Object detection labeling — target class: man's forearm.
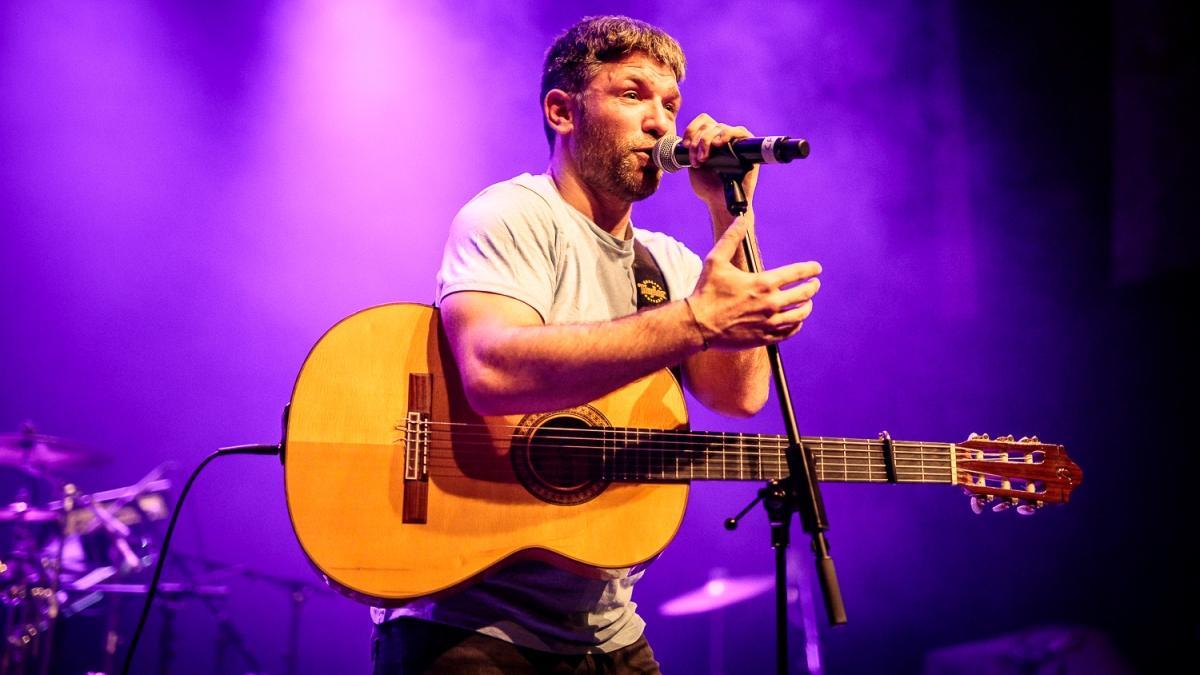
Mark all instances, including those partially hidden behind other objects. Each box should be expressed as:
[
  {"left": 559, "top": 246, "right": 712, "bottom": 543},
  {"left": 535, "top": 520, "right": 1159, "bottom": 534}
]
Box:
[
  {"left": 683, "top": 345, "right": 770, "bottom": 418},
  {"left": 456, "top": 299, "right": 704, "bottom": 415},
  {"left": 683, "top": 207, "right": 772, "bottom": 416}
]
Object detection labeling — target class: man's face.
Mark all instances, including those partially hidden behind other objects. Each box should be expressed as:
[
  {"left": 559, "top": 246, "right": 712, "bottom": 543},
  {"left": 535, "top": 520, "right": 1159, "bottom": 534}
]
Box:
[{"left": 569, "top": 52, "right": 681, "bottom": 203}]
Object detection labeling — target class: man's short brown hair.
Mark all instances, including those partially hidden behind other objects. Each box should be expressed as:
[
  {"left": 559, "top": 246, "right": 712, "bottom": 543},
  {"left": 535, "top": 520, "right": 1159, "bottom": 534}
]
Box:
[{"left": 540, "top": 15, "right": 686, "bottom": 146}]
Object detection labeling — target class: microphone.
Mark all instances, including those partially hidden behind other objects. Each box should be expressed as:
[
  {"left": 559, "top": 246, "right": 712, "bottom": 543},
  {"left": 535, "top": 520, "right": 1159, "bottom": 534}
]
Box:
[{"left": 652, "top": 134, "right": 810, "bottom": 173}]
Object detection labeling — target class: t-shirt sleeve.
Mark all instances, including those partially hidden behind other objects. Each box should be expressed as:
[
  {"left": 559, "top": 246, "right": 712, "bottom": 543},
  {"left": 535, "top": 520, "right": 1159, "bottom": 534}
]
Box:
[{"left": 436, "top": 186, "right": 557, "bottom": 322}]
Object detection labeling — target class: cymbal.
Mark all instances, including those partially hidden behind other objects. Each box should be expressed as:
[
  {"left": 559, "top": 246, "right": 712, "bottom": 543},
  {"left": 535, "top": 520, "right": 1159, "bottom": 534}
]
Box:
[
  {"left": 0, "top": 502, "right": 60, "bottom": 523},
  {"left": 0, "top": 432, "right": 109, "bottom": 471},
  {"left": 659, "top": 574, "right": 775, "bottom": 616}
]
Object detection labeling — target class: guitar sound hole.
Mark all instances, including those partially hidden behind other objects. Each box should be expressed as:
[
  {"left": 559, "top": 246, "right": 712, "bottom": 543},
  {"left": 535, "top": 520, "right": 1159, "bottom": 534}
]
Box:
[
  {"left": 514, "top": 416, "right": 609, "bottom": 505},
  {"left": 528, "top": 418, "right": 601, "bottom": 489}
]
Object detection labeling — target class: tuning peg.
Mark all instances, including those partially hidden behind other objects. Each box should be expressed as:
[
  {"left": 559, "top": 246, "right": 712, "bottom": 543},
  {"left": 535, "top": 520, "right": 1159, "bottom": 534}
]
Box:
[
  {"left": 991, "top": 500, "right": 1011, "bottom": 513},
  {"left": 969, "top": 496, "right": 986, "bottom": 515},
  {"left": 1030, "top": 436, "right": 1039, "bottom": 443},
  {"left": 1016, "top": 504, "right": 1037, "bottom": 516},
  {"left": 998, "top": 434, "right": 1015, "bottom": 442},
  {"left": 968, "top": 432, "right": 979, "bottom": 440}
]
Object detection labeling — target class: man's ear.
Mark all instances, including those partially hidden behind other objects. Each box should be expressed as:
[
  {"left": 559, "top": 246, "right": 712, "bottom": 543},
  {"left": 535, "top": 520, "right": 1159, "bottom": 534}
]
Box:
[{"left": 544, "top": 89, "right": 575, "bottom": 137}]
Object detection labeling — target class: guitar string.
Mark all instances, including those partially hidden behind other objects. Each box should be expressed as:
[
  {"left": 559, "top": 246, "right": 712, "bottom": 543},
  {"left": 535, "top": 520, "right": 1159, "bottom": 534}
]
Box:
[
  {"left": 342, "top": 433, "right": 1014, "bottom": 466},
  {"left": 400, "top": 419, "right": 983, "bottom": 449},
  {"left": 391, "top": 421, "right": 1036, "bottom": 460},
  {"left": 380, "top": 434, "right": 1012, "bottom": 464},
  {"left": 405, "top": 447, "right": 957, "bottom": 465},
  {"left": 411, "top": 447, "right": 1023, "bottom": 482},
  {"left": 411, "top": 443, "right": 1023, "bottom": 483},
  {"left": 376, "top": 437, "right": 968, "bottom": 464},
  {"left": 399, "top": 448, "right": 1009, "bottom": 481},
  {"left": 388, "top": 437, "right": 961, "bottom": 461},
  {"left": 412, "top": 470, "right": 1034, "bottom": 496},
  {"left": 384, "top": 424, "right": 971, "bottom": 456},
  {"left": 407, "top": 419, "right": 1039, "bottom": 452},
  {"left": 415, "top": 464, "right": 1027, "bottom": 488}
]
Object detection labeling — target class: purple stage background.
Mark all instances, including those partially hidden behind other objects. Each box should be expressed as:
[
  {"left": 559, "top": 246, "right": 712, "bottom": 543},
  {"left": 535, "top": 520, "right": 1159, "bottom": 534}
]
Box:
[{"left": 2, "top": 1, "right": 1194, "bottom": 673}]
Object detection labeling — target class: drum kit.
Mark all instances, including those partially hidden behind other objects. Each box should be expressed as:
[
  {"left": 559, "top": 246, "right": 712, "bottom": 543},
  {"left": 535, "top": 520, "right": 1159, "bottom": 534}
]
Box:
[{"left": 0, "top": 423, "right": 178, "bottom": 674}]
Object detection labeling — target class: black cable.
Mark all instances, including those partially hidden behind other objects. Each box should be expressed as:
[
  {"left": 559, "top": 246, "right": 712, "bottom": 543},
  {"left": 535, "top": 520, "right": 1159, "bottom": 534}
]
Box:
[{"left": 121, "top": 444, "right": 280, "bottom": 675}]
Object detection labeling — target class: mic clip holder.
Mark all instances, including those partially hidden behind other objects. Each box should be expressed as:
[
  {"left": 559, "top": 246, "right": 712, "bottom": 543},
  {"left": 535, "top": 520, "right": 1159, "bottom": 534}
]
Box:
[{"left": 718, "top": 167, "right": 752, "bottom": 217}]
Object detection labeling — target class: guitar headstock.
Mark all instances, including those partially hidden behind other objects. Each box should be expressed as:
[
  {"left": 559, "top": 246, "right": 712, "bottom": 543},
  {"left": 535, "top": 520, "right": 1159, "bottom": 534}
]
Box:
[{"left": 955, "top": 434, "right": 1081, "bottom": 515}]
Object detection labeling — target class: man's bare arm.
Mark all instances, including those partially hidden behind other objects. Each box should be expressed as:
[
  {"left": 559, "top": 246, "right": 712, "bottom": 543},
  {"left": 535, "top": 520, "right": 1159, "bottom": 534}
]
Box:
[
  {"left": 440, "top": 291, "right": 701, "bottom": 415},
  {"left": 442, "top": 219, "right": 820, "bottom": 416}
]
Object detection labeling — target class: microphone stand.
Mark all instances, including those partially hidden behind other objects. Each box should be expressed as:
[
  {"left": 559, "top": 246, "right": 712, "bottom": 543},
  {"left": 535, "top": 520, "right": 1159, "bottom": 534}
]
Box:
[{"left": 718, "top": 168, "right": 846, "bottom": 675}]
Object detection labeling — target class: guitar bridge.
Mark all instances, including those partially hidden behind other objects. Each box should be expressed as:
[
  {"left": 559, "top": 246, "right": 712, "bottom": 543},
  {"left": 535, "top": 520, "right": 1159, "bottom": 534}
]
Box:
[
  {"left": 405, "top": 411, "right": 429, "bottom": 481},
  {"left": 403, "top": 374, "right": 431, "bottom": 523}
]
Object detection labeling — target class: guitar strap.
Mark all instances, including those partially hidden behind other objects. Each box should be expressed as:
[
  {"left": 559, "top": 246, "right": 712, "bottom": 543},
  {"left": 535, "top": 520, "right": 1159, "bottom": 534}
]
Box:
[
  {"left": 632, "top": 240, "right": 685, "bottom": 383},
  {"left": 632, "top": 240, "right": 671, "bottom": 310}
]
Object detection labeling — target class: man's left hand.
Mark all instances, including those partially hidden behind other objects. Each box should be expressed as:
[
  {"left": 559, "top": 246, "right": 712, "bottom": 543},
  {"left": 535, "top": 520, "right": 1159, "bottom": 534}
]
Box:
[{"left": 681, "top": 114, "right": 760, "bottom": 221}]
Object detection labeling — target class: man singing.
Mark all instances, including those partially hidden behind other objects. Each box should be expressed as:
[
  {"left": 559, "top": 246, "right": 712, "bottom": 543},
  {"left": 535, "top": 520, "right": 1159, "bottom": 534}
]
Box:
[{"left": 371, "top": 15, "right": 822, "bottom": 674}]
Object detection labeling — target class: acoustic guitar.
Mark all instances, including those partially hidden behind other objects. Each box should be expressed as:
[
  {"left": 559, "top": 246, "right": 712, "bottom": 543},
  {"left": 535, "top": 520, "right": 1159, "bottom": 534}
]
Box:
[{"left": 283, "top": 303, "right": 1081, "bottom": 605}]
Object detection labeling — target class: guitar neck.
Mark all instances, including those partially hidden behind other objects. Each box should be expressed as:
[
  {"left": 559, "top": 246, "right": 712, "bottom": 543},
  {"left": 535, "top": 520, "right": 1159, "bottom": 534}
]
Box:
[{"left": 600, "top": 428, "right": 956, "bottom": 485}]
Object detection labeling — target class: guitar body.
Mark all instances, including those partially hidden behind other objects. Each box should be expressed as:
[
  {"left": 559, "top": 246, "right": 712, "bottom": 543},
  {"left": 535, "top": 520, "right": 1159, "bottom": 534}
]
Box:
[{"left": 284, "top": 303, "right": 691, "bottom": 605}]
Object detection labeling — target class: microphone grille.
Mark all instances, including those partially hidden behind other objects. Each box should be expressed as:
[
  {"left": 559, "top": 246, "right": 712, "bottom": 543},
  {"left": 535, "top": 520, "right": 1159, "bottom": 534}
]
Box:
[{"left": 653, "top": 135, "right": 685, "bottom": 173}]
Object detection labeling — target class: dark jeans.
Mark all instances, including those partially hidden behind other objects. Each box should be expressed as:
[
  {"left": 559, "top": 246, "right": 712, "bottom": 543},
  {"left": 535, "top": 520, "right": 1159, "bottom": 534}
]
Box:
[{"left": 372, "top": 618, "right": 662, "bottom": 674}]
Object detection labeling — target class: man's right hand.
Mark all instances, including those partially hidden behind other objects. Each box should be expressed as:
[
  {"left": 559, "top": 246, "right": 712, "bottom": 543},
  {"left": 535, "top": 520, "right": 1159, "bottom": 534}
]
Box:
[{"left": 687, "top": 217, "right": 822, "bottom": 351}]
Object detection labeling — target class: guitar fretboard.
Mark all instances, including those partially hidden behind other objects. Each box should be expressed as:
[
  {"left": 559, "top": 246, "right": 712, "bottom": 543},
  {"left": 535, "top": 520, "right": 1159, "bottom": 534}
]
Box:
[{"left": 598, "top": 428, "right": 956, "bottom": 485}]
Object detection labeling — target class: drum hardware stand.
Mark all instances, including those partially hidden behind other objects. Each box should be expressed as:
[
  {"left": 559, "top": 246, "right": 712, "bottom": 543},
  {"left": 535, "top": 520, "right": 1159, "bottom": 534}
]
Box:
[
  {"left": 238, "top": 567, "right": 326, "bottom": 675},
  {"left": 717, "top": 164, "right": 846, "bottom": 675},
  {"left": 175, "top": 551, "right": 330, "bottom": 675},
  {"left": 284, "top": 581, "right": 306, "bottom": 675},
  {"left": 171, "top": 553, "right": 261, "bottom": 675},
  {"left": 157, "top": 595, "right": 179, "bottom": 675}
]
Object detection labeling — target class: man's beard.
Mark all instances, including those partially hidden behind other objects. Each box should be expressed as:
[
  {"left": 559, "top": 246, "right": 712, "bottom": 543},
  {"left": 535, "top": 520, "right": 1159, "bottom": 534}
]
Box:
[{"left": 572, "top": 105, "right": 661, "bottom": 203}]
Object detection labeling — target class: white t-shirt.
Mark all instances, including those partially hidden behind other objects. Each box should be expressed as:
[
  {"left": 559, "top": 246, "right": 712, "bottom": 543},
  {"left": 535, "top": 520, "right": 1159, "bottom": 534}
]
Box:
[
  {"left": 371, "top": 173, "right": 702, "bottom": 654},
  {"left": 436, "top": 173, "right": 702, "bottom": 323}
]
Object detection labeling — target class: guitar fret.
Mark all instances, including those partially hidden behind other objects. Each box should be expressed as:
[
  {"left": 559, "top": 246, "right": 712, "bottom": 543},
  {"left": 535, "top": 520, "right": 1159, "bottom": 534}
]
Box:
[
  {"left": 653, "top": 430, "right": 659, "bottom": 480},
  {"left": 736, "top": 434, "right": 743, "bottom": 479},
  {"left": 633, "top": 428, "right": 640, "bottom": 480},
  {"left": 653, "top": 431, "right": 661, "bottom": 481},
  {"left": 602, "top": 427, "right": 609, "bottom": 480},
  {"left": 718, "top": 432, "right": 724, "bottom": 479},
  {"left": 674, "top": 435, "right": 680, "bottom": 480},
  {"left": 628, "top": 428, "right": 634, "bottom": 480},
  {"left": 635, "top": 428, "right": 641, "bottom": 480}
]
